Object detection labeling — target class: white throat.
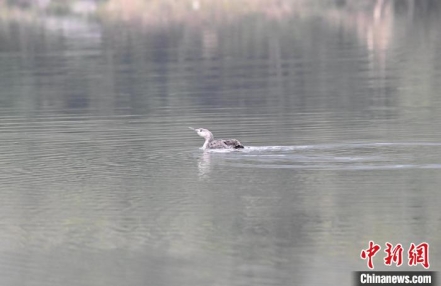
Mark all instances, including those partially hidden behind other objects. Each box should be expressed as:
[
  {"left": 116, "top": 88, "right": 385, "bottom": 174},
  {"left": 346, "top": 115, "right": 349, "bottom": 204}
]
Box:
[
  {"left": 200, "top": 131, "right": 214, "bottom": 150},
  {"left": 201, "top": 139, "right": 209, "bottom": 150}
]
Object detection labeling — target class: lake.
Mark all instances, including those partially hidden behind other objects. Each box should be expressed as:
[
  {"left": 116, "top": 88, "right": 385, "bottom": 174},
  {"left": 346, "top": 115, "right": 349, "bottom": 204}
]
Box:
[{"left": 0, "top": 1, "right": 440, "bottom": 285}]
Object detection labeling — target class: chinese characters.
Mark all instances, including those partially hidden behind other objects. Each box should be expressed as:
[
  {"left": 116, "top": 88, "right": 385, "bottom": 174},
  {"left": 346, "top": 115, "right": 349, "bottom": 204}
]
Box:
[{"left": 360, "top": 241, "right": 429, "bottom": 269}]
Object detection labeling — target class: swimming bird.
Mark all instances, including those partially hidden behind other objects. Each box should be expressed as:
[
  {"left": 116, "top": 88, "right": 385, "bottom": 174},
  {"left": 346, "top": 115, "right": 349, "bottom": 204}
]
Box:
[{"left": 189, "top": 127, "right": 244, "bottom": 150}]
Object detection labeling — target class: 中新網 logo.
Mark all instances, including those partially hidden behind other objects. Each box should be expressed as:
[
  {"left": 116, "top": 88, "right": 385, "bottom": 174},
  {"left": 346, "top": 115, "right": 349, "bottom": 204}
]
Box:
[{"left": 360, "top": 241, "right": 429, "bottom": 269}]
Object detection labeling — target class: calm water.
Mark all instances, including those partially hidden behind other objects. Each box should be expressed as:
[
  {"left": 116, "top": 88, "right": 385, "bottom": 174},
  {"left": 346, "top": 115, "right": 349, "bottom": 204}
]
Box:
[{"left": 1, "top": 1, "right": 441, "bottom": 285}]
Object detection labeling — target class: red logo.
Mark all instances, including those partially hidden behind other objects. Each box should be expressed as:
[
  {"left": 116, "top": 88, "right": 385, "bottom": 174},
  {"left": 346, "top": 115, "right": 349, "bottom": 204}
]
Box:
[
  {"left": 384, "top": 242, "right": 403, "bottom": 266},
  {"left": 408, "top": 242, "right": 430, "bottom": 269},
  {"left": 360, "top": 241, "right": 381, "bottom": 269},
  {"left": 361, "top": 241, "right": 430, "bottom": 269}
]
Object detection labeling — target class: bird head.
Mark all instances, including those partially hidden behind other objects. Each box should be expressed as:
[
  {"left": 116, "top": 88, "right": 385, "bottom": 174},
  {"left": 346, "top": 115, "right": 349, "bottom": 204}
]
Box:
[{"left": 189, "top": 127, "right": 213, "bottom": 140}]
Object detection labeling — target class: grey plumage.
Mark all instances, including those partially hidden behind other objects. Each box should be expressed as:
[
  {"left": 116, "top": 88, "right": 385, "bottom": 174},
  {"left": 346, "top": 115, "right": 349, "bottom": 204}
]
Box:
[{"left": 189, "top": 127, "right": 244, "bottom": 150}]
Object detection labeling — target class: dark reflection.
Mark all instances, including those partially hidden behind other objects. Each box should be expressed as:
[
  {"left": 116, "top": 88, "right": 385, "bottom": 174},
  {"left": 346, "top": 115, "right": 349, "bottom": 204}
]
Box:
[
  {"left": 0, "top": 0, "right": 439, "bottom": 118},
  {"left": 0, "top": 1, "right": 440, "bottom": 286}
]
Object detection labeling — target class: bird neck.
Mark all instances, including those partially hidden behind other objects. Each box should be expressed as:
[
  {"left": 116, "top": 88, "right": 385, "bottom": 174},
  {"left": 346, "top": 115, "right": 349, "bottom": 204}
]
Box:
[
  {"left": 202, "top": 139, "right": 209, "bottom": 150},
  {"left": 205, "top": 132, "right": 214, "bottom": 141},
  {"left": 202, "top": 136, "right": 213, "bottom": 149}
]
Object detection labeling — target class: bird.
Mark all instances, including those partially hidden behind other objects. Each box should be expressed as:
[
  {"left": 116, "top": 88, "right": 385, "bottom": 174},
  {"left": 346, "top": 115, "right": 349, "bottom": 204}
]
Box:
[{"left": 189, "top": 127, "right": 244, "bottom": 150}]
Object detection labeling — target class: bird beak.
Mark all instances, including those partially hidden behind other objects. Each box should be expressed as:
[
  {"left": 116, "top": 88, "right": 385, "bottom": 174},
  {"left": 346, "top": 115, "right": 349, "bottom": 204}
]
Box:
[{"left": 188, "top": 127, "right": 196, "bottom": 131}]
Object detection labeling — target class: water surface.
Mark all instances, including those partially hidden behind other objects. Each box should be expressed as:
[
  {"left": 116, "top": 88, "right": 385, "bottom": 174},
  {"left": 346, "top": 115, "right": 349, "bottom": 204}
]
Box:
[{"left": 0, "top": 1, "right": 441, "bottom": 285}]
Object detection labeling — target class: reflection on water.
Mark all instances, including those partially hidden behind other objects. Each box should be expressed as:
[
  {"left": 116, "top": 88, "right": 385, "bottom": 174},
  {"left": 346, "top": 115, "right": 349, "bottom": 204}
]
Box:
[
  {"left": 1, "top": 1, "right": 441, "bottom": 286},
  {"left": 197, "top": 152, "right": 212, "bottom": 180}
]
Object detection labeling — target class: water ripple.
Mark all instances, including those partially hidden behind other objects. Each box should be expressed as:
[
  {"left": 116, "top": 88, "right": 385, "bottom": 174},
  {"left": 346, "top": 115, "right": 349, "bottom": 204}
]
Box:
[{"left": 199, "top": 142, "right": 441, "bottom": 171}]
